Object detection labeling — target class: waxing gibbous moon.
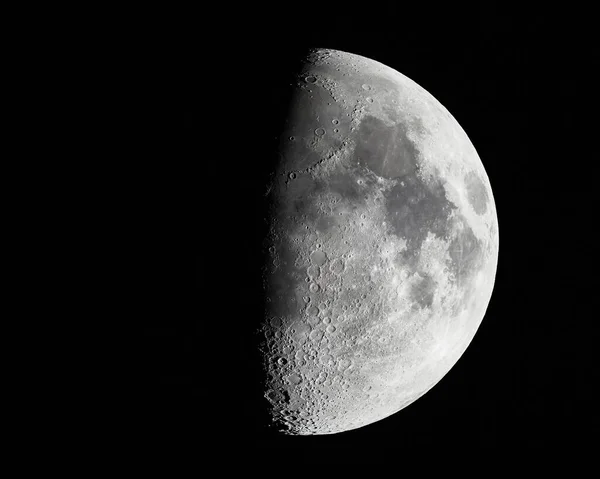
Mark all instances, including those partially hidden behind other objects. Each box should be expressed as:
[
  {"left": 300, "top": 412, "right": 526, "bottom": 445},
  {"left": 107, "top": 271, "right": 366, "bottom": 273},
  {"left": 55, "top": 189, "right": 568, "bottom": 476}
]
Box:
[{"left": 259, "top": 48, "right": 499, "bottom": 435}]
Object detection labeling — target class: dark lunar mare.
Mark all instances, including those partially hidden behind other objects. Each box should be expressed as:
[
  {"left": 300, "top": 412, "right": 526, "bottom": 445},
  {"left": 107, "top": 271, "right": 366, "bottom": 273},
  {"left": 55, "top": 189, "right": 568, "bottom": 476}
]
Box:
[
  {"left": 354, "top": 115, "right": 422, "bottom": 179},
  {"left": 410, "top": 273, "right": 437, "bottom": 310},
  {"left": 351, "top": 115, "right": 472, "bottom": 281},
  {"left": 355, "top": 114, "right": 484, "bottom": 295},
  {"left": 464, "top": 171, "right": 489, "bottom": 215}
]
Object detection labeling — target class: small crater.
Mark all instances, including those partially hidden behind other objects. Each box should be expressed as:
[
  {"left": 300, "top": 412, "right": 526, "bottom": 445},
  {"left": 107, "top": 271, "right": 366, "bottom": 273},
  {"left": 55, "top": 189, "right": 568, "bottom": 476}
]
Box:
[
  {"left": 310, "top": 250, "right": 328, "bottom": 266},
  {"left": 319, "top": 354, "right": 334, "bottom": 366},
  {"left": 337, "top": 359, "right": 351, "bottom": 371},
  {"left": 305, "top": 75, "right": 317, "bottom": 84},
  {"left": 309, "top": 283, "right": 320, "bottom": 293},
  {"left": 307, "top": 265, "right": 320, "bottom": 279},
  {"left": 332, "top": 119, "right": 339, "bottom": 125},
  {"left": 266, "top": 390, "right": 279, "bottom": 401},
  {"left": 270, "top": 317, "right": 283, "bottom": 329},
  {"left": 315, "top": 127, "right": 326, "bottom": 137},
  {"left": 329, "top": 258, "right": 345, "bottom": 274},
  {"left": 310, "top": 329, "right": 324, "bottom": 342}
]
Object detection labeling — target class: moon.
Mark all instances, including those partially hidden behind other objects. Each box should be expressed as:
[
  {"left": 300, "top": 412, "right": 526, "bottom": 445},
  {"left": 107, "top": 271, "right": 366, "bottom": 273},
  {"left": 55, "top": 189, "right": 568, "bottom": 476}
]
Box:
[{"left": 259, "top": 48, "right": 499, "bottom": 435}]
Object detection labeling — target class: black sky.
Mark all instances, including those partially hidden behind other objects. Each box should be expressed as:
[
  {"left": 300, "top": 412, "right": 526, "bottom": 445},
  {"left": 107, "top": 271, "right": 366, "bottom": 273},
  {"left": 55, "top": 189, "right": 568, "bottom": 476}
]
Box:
[{"left": 134, "top": 3, "right": 594, "bottom": 461}]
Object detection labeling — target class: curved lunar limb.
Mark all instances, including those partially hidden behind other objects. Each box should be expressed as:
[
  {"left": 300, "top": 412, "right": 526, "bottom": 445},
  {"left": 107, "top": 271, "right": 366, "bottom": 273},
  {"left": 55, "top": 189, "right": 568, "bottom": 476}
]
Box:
[{"left": 260, "top": 48, "right": 499, "bottom": 435}]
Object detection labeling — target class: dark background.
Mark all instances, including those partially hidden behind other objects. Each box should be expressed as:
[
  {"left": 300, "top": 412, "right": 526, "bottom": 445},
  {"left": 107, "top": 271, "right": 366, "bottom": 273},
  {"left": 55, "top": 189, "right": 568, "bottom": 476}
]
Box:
[{"left": 134, "top": 3, "right": 594, "bottom": 461}]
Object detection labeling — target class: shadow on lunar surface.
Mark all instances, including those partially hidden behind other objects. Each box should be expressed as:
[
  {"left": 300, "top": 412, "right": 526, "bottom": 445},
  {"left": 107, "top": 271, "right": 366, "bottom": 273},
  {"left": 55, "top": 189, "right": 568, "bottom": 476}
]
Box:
[{"left": 242, "top": 47, "right": 327, "bottom": 437}]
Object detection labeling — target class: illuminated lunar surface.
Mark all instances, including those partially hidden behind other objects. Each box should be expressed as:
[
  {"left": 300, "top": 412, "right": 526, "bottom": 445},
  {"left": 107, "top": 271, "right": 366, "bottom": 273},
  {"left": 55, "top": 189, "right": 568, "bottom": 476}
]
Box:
[{"left": 259, "top": 48, "right": 499, "bottom": 435}]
